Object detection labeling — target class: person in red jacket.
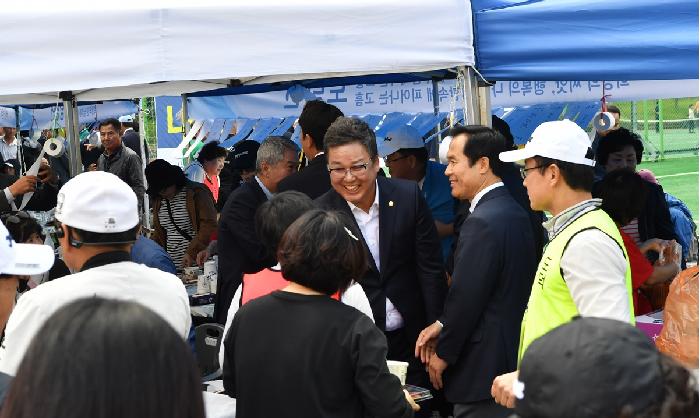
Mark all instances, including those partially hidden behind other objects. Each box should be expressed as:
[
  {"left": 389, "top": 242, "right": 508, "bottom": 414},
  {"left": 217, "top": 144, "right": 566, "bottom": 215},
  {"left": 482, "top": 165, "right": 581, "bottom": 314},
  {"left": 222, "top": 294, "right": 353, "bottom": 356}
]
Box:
[{"left": 598, "top": 169, "right": 680, "bottom": 315}]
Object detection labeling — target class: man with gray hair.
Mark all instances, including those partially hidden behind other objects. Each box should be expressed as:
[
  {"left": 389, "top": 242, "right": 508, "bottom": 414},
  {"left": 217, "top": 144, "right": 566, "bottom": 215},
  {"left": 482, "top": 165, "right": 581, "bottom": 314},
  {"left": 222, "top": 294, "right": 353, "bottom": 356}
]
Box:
[{"left": 214, "top": 136, "right": 299, "bottom": 323}]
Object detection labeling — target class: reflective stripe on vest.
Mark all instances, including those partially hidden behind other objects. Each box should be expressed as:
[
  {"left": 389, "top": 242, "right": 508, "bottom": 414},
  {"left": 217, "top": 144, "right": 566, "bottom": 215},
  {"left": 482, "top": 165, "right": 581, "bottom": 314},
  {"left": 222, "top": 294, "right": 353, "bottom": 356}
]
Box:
[
  {"left": 241, "top": 269, "right": 340, "bottom": 306},
  {"left": 517, "top": 209, "right": 634, "bottom": 363}
]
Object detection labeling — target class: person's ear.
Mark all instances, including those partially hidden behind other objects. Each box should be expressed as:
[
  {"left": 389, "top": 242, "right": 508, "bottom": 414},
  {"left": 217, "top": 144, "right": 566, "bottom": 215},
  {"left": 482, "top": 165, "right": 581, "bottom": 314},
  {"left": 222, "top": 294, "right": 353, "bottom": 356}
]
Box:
[
  {"left": 408, "top": 155, "right": 417, "bottom": 169},
  {"left": 478, "top": 156, "right": 490, "bottom": 175},
  {"left": 548, "top": 164, "right": 560, "bottom": 186}
]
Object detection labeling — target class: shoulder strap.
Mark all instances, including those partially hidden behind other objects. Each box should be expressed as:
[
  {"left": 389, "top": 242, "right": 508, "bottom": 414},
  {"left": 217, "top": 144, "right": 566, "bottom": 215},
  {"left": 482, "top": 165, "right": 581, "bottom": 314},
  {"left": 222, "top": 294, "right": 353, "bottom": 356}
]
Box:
[{"left": 165, "top": 199, "right": 193, "bottom": 241}]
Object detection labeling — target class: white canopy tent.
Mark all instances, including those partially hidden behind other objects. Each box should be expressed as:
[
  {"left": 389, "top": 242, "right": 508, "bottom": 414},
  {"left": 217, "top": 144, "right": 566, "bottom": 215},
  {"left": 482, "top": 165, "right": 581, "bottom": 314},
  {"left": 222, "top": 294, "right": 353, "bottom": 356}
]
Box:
[{"left": 1, "top": 0, "right": 474, "bottom": 105}]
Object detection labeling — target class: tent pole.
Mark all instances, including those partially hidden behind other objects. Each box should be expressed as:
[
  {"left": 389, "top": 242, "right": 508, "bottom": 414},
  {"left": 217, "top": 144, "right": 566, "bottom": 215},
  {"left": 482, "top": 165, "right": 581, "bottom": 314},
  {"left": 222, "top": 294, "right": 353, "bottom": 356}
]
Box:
[
  {"left": 14, "top": 107, "right": 26, "bottom": 173},
  {"left": 181, "top": 94, "right": 190, "bottom": 136},
  {"left": 430, "top": 78, "right": 441, "bottom": 159},
  {"left": 478, "top": 84, "right": 492, "bottom": 127},
  {"left": 60, "top": 91, "right": 83, "bottom": 178},
  {"left": 138, "top": 99, "right": 151, "bottom": 230},
  {"left": 459, "top": 66, "right": 480, "bottom": 125}
]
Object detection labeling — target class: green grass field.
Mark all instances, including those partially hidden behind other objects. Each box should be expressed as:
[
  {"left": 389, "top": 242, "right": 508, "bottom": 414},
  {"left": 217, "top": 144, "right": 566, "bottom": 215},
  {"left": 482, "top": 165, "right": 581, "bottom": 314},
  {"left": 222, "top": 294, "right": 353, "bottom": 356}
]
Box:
[{"left": 638, "top": 156, "right": 699, "bottom": 221}]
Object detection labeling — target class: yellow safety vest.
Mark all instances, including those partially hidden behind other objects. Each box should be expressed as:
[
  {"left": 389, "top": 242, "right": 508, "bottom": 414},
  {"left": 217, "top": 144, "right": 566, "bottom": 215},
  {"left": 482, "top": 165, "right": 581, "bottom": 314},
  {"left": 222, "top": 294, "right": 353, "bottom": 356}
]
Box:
[{"left": 517, "top": 209, "right": 634, "bottom": 363}]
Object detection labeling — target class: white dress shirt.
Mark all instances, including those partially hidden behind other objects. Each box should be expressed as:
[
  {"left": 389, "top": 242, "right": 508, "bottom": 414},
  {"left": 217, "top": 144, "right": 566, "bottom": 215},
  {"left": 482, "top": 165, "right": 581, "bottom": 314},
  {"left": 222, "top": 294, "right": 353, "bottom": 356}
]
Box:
[
  {"left": 254, "top": 176, "right": 273, "bottom": 200},
  {"left": 347, "top": 181, "right": 405, "bottom": 331},
  {"left": 468, "top": 182, "right": 504, "bottom": 213},
  {"left": 0, "top": 137, "right": 17, "bottom": 162}
]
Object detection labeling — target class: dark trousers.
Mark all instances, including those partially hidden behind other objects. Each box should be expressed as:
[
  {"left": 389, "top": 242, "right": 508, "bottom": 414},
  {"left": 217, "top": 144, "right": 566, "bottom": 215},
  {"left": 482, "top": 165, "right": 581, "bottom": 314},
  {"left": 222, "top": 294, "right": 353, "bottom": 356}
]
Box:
[{"left": 454, "top": 399, "right": 511, "bottom": 418}]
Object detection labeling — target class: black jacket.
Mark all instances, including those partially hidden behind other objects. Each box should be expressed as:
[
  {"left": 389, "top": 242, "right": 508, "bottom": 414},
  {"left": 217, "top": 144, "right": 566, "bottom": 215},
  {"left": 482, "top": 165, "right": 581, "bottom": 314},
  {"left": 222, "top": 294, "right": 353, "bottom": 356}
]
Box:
[
  {"left": 277, "top": 154, "right": 332, "bottom": 199},
  {"left": 0, "top": 174, "right": 58, "bottom": 212},
  {"left": 437, "top": 186, "right": 537, "bottom": 403},
  {"left": 315, "top": 176, "right": 447, "bottom": 345},
  {"left": 122, "top": 129, "right": 150, "bottom": 161},
  {"left": 214, "top": 179, "right": 275, "bottom": 323},
  {"left": 448, "top": 164, "right": 546, "bottom": 275}
]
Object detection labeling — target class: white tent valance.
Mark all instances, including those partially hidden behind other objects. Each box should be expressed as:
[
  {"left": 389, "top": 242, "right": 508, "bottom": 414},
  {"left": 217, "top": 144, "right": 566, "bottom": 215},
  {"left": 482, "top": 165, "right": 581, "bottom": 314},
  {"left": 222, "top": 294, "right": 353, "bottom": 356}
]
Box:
[{"left": 1, "top": 0, "right": 474, "bottom": 104}]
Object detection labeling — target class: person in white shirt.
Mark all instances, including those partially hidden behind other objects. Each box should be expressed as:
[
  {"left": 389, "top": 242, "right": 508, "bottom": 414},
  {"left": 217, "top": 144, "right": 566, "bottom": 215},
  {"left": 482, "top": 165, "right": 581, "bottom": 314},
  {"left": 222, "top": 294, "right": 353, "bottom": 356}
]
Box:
[
  {"left": 0, "top": 171, "right": 191, "bottom": 376},
  {"left": 0, "top": 127, "right": 18, "bottom": 163}
]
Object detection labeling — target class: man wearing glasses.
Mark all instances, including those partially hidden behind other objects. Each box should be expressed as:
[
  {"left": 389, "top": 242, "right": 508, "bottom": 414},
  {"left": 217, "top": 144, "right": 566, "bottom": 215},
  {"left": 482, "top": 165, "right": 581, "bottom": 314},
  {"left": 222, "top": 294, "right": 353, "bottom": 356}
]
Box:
[
  {"left": 378, "top": 125, "right": 456, "bottom": 263},
  {"left": 316, "top": 117, "right": 447, "bottom": 414},
  {"left": 491, "top": 119, "right": 633, "bottom": 410}
]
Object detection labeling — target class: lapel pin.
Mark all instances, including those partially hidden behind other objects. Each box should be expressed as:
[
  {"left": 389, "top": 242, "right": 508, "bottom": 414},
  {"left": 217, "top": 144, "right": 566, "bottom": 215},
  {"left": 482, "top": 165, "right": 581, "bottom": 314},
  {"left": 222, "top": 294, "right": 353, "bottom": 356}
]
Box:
[{"left": 388, "top": 201, "right": 394, "bottom": 207}]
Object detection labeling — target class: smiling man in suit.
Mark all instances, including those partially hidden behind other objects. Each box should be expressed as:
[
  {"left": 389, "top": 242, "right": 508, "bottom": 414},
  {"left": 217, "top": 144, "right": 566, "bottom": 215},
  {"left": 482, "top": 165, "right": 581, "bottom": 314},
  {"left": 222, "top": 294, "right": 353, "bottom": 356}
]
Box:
[
  {"left": 415, "top": 126, "right": 537, "bottom": 418},
  {"left": 316, "top": 117, "right": 447, "bottom": 403}
]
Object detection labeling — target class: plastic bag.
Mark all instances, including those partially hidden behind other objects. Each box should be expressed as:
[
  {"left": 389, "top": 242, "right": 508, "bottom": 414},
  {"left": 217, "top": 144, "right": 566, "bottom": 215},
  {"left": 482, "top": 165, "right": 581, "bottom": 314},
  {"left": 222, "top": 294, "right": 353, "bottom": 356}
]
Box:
[{"left": 656, "top": 267, "right": 699, "bottom": 369}]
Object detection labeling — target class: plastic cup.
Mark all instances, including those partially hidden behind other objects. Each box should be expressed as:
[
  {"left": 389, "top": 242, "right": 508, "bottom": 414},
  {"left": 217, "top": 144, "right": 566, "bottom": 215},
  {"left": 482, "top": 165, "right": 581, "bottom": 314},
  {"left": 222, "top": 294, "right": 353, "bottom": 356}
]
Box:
[{"left": 386, "top": 360, "right": 408, "bottom": 386}]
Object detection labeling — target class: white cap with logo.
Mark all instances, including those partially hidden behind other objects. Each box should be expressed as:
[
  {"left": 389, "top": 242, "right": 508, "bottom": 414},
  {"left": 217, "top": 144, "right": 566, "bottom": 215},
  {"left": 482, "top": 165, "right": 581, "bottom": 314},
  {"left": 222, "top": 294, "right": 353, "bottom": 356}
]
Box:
[
  {"left": 499, "top": 119, "right": 595, "bottom": 167},
  {"left": 0, "top": 222, "right": 54, "bottom": 275},
  {"left": 55, "top": 171, "right": 139, "bottom": 233},
  {"left": 118, "top": 114, "right": 134, "bottom": 123},
  {"left": 377, "top": 125, "right": 425, "bottom": 158}
]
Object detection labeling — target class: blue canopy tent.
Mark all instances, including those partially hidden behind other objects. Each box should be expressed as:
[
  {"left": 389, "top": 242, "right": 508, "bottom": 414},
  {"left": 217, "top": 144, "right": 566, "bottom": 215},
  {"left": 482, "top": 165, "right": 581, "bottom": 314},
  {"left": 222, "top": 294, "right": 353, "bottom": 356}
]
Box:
[{"left": 472, "top": 0, "right": 698, "bottom": 81}]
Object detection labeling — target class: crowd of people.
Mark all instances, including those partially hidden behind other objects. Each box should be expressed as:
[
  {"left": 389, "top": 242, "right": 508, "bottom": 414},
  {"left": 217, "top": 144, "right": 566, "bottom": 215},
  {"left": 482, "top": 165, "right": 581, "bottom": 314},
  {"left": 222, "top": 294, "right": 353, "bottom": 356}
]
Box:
[{"left": 0, "top": 99, "right": 697, "bottom": 418}]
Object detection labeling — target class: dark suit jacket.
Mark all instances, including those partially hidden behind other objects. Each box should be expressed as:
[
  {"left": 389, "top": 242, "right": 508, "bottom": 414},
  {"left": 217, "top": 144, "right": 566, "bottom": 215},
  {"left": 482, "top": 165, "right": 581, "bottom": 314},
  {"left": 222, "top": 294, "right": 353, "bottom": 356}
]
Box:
[
  {"left": 277, "top": 154, "right": 332, "bottom": 199},
  {"left": 316, "top": 176, "right": 447, "bottom": 345},
  {"left": 0, "top": 174, "right": 58, "bottom": 212},
  {"left": 447, "top": 164, "right": 546, "bottom": 275},
  {"left": 214, "top": 179, "right": 275, "bottom": 323},
  {"left": 436, "top": 186, "right": 537, "bottom": 403},
  {"left": 122, "top": 129, "right": 150, "bottom": 161}
]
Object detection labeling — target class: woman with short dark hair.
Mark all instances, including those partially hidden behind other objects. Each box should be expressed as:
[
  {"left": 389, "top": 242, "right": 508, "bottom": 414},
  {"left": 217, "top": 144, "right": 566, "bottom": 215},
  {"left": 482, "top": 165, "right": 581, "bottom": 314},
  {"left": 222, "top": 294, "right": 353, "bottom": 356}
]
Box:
[
  {"left": 223, "top": 209, "right": 417, "bottom": 418},
  {"left": 184, "top": 142, "right": 227, "bottom": 203},
  {"left": 0, "top": 297, "right": 205, "bottom": 418},
  {"left": 146, "top": 159, "right": 217, "bottom": 268}
]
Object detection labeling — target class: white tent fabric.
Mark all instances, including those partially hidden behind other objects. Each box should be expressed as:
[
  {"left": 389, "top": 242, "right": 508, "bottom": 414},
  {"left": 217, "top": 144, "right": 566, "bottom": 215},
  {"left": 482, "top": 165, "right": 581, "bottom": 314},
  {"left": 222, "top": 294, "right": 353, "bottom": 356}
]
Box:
[{"left": 1, "top": 0, "right": 474, "bottom": 104}]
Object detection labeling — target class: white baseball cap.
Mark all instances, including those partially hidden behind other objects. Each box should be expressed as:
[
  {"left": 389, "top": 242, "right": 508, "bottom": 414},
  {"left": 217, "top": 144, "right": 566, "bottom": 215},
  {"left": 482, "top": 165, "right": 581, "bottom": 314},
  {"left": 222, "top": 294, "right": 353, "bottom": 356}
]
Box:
[
  {"left": 0, "top": 222, "right": 54, "bottom": 275},
  {"left": 118, "top": 115, "right": 134, "bottom": 123},
  {"left": 55, "top": 171, "right": 139, "bottom": 233},
  {"left": 438, "top": 136, "right": 452, "bottom": 165},
  {"left": 499, "top": 119, "right": 595, "bottom": 167},
  {"left": 377, "top": 125, "right": 425, "bottom": 158}
]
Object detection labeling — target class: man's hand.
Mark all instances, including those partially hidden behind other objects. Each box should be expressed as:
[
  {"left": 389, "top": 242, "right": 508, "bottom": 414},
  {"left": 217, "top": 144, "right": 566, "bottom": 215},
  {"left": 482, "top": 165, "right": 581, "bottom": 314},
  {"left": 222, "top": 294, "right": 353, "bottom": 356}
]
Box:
[
  {"left": 196, "top": 249, "right": 210, "bottom": 267},
  {"left": 8, "top": 175, "right": 37, "bottom": 196},
  {"left": 639, "top": 238, "right": 666, "bottom": 255},
  {"left": 88, "top": 163, "right": 97, "bottom": 172},
  {"left": 37, "top": 162, "right": 57, "bottom": 185},
  {"left": 427, "top": 353, "right": 448, "bottom": 390},
  {"left": 403, "top": 389, "right": 420, "bottom": 412},
  {"left": 415, "top": 321, "right": 442, "bottom": 363},
  {"left": 491, "top": 371, "right": 519, "bottom": 408}
]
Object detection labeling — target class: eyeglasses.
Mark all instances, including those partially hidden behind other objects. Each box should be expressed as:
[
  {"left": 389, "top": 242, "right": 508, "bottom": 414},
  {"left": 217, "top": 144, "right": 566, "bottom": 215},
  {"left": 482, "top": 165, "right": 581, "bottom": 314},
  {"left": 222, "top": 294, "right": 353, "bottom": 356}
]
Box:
[
  {"left": 384, "top": 155, "right": 410, "bottom": 164},
  {"left": 328, "top": 162, "right": 370, "bottom": 178},
  {"left": 520, "top": 165, "right": 545, "bottom": 180}
]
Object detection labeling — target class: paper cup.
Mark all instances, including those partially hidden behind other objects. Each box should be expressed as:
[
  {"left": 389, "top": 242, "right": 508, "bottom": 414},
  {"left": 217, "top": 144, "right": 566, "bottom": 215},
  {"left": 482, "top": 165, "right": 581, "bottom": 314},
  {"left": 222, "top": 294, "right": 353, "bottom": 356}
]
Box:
[
  {"left": 204, "top": 260, "right": 217, "bottom": 278},
  {"left": 209, "top": 274, "right": 218, "bottom": 294},
  {"left": 197, "top": 274, "right": 209, "bottom": 294},
  {"left": 386, "top": 360, "right": 409, "bottom": 385}
]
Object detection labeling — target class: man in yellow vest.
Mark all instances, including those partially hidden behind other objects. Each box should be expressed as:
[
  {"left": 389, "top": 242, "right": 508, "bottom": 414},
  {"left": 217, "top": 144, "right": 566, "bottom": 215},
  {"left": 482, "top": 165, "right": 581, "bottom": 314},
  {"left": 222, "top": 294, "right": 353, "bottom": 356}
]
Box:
[{"left": 490, "top": 119, "right": 633, "bottom": 409}]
